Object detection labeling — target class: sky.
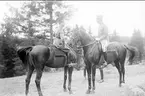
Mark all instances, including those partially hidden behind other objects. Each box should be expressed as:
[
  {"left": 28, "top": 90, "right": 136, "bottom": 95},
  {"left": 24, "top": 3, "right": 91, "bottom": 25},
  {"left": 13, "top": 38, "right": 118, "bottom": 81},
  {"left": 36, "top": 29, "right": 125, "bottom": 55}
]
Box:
[
  {"left": 0, "top": 1, "right": 23, "bottom": 22},
  {"left": 66, "top": 1, "right": 145, "bottom": 37},
  {"left": 0, "top": 1, "right": 145, "bottom": 37}
]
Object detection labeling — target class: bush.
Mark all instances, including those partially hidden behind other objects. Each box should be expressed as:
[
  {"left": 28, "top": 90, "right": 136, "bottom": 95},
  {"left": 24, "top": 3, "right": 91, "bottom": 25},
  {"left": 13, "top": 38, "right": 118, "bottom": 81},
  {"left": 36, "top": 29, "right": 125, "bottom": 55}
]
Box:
[{"left": 0, "top": 36, "right": 26, "bottom": 78}]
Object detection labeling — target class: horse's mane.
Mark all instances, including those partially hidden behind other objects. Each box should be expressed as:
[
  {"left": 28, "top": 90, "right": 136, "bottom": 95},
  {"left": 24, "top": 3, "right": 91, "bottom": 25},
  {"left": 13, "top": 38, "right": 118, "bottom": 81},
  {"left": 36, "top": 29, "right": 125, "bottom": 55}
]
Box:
[{"left": 79, "top": 28, "right": 95, "bottom": 41}]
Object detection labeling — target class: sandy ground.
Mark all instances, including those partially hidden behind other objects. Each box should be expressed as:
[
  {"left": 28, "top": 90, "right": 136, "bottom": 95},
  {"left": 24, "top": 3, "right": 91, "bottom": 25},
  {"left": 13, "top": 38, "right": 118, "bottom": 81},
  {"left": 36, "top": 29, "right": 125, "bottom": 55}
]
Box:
[{"left": 1, "top": 64, "right": 145, "bottom": 96}]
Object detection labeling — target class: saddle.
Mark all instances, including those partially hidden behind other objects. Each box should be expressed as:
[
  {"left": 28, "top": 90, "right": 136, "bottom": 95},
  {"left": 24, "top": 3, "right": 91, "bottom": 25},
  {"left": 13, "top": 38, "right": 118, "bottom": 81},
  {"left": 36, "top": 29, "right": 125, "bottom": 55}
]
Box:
[{"left": 51, "top": 45, "right": 70, "bottom": 57}]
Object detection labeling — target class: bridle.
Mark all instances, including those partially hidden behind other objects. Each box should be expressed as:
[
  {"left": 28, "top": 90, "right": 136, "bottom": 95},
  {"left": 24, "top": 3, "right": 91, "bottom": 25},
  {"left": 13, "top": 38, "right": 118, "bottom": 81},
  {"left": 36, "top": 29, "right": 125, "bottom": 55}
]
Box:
[
  {"left": 72, "top": 29, "right": 100, "bottom": 48},
  {"left": 71, "top": 29, "right": 106, "bottom": 69}
]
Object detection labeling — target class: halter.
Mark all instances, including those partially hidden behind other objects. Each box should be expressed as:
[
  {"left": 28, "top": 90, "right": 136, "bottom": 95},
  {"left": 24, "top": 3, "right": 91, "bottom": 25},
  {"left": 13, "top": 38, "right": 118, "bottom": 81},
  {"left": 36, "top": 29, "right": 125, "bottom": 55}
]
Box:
[
  {"left": 72, "top": 29, "right": 104, "bottom": 69},
  {"left": 76, "top": 29, "right": 99, "bottom": 48}
]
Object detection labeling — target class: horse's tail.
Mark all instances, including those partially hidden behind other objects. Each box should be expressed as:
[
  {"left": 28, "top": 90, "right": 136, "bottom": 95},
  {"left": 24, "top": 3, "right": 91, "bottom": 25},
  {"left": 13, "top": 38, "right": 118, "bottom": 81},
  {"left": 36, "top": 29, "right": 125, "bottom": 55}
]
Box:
[
  {"left": 28, "top": 53, "right": 35, "bottom": 67},
  {"left": 124, "top": 44, "right": 136, "bottom": 64},
  {"left": 17, "top": 46, "right": 33, "bottom": 68}
]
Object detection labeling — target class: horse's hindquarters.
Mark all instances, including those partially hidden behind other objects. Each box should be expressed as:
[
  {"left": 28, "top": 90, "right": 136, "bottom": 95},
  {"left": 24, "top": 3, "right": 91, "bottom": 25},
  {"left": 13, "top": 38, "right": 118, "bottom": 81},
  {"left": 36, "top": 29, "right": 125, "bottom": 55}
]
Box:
[{"left": 106, "top": 51, "right": 118, "bottom": 64}]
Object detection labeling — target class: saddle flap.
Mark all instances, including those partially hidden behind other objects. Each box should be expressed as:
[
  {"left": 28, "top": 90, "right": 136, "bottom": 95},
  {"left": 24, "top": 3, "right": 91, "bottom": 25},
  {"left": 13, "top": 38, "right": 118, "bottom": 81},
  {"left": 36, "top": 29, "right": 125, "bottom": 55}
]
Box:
[
  {"left": 61, "top": 48, "right": 69, "bottom": 53},
  {"left": 51, "top": 46, "right": 69, "bottom": 56}
]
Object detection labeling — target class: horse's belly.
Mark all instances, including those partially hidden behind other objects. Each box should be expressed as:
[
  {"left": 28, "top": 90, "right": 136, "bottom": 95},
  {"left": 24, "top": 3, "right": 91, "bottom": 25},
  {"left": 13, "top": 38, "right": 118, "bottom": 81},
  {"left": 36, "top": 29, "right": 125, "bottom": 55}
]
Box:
[{"left": 46, "top": 57, "right": 65, "bottom": 68}]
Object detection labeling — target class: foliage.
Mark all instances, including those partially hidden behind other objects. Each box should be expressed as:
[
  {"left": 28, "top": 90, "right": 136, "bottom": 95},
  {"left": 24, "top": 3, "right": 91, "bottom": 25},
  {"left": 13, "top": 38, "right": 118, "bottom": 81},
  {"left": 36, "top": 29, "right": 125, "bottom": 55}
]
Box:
[
  {"left": 4, "top": 1, "right": 74, "bottom": 42},
  {"left": 109, "top": 30, "right": 121, "bottom": 42},
  {"left": 129, "top": 29, "right": 144, "bottom": 62},
  {"left": 0, "top": 36, "right": 18, "bottom": 78},
  {"left": 0, "top": 1, "right": 74, "bottom": 77}
]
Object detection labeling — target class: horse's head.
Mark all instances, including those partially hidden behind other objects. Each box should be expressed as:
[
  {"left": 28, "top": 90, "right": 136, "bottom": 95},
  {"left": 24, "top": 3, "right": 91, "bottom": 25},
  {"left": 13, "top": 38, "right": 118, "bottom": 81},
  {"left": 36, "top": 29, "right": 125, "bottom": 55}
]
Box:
[
  {"left": 71, "top": 25, "right": 81, "bottom": 44},
  {"left": 71, "top": 25, "right": 86, "bottom": 47},
  {"left": 71, "top": 25, "right": 95, "bottom": 49}
]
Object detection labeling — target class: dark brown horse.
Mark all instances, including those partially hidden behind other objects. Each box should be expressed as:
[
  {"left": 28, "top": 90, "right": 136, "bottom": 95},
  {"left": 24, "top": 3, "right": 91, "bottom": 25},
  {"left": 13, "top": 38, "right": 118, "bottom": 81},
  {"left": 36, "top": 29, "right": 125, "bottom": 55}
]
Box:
[
  {"left": 104, "top": 42, "right": 136, "bottom": 86},
  {"left": 83, "top": 57, "right": 104, "bottom": 82},
  {"left": 71, "top": 26, "right": 105, "bottom": 94},
  {"left": 17, "top": 44, "right": 77, "bottom": 96},
  {"left": 84, "top": 42, "right": 136, "bottom": 86}
]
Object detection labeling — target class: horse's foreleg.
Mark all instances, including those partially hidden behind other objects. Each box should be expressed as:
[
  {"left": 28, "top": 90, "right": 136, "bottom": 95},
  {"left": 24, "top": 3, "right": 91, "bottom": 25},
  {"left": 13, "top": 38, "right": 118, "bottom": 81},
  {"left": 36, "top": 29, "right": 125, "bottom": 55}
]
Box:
[
  {"left": 35, "top": 69, "right": 43, "bottom": 96},
  {"left": 25, "top": 65, "right": 34, "bottom": 96},
  {"left": 86, "top": 66, "right": 92, "bottom": 94},
  {"left": 122, "top": 65, "right": 125, "bottom": 83},
  {"left": 63, "top": 66, "right": 68, "bottom": 92},
  {"left": 68, "top": 66, "right": 73, "bottom": 94},
  {"left": 92, "top": 65, "right": 96, "bottom": 93}
]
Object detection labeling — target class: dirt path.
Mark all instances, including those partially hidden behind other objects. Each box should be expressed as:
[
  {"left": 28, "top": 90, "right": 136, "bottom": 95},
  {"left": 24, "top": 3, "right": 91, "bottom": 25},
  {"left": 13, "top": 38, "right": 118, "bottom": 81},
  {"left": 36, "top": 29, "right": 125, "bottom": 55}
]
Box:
[{"left": 1, "top": 64, "right": 145, "bottom": 96}]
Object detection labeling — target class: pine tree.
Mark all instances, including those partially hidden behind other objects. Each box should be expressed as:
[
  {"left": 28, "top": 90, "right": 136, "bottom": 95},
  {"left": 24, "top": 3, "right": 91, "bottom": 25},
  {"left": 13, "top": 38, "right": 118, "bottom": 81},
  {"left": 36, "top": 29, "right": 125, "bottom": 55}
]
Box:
[
  {"left": 110, "top": 30, "right": 120, "bottom": 42},
  {"left": 129, "top": 29, "right": 144, "bottom": 62}
]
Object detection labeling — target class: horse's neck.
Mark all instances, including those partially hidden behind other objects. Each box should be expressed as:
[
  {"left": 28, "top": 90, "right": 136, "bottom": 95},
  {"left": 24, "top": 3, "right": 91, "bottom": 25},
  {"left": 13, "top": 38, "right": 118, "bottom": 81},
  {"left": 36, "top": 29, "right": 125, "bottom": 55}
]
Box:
[
  {"left": 79, "top": 31, "right": 94, "bottom": 54},
  {"left": 80, "top": 31, "right": 94, "bottom": 46}
]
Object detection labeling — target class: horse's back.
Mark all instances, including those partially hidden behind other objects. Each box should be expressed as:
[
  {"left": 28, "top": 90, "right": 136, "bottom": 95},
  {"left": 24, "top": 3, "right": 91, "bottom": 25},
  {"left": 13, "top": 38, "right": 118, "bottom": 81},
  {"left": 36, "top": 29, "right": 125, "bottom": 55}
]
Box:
[
  {"left": 107, "top": 42, "right": 126, "bottom": 58},
  {"left": 107, "top": 42, "right": 125, "bottom": 51},
  {"left": 31, "top": 45, "right": 49, "bottom": 54}
]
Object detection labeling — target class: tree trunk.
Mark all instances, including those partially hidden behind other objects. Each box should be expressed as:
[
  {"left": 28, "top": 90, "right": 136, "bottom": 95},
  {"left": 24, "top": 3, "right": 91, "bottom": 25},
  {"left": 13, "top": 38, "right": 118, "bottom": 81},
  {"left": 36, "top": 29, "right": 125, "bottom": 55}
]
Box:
[{"left": 50, "top": 2, "right": 53, "bottom": 45}]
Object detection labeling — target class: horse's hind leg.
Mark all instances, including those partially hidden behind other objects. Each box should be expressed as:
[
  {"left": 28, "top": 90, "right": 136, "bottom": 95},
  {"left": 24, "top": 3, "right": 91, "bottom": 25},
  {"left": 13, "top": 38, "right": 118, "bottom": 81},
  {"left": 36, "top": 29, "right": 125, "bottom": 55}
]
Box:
[
  {"left": 25, "top": 65, "right": 34, "bottom": 96},
  {"left": 35, "top": 68, "right": 44, "bottom": 96},
  {"left": 99, "top": 68, "right": 104, "bottom": 83},
  {"left": 114, "top": 60, "right": 122, "bottom": 87},
  {"left": 84, "top": 67, "right": 87, "bottom": 79},
  {"left": 68, "top": 66, "right": 73, "bottom": 94},
  {"left": 120, "top": 57, "right": 126, "bottom": 83},
  {"left": 63, "top": 66, "right": 68, "bottom": 92},
  {"left": 121, "top": 64, "right": 125, "bottom": 83}
]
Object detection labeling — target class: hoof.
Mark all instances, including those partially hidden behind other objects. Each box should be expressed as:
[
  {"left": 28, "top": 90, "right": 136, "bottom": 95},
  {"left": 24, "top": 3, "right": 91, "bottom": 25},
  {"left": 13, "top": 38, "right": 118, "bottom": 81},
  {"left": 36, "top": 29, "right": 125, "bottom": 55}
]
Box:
[
  {"left": 64, "top": 89, "right": 67, "bottom": 92},
  {"left": 122, "top": 81, "right": 125, "bottom": 83},
  {"left": 86, "top": 89, "right": 91, "bottom": 94},
  {"left": 38, "top": 93, "right": 43, "bottom": 96},
  {"left": 98, "top": 79, "right": 104, "bottom": 83},
  {"left": 91, "top": 90, "right": 95, "bottom": 94},
  {"left": 119, "top": 84, "right": 122, "bottom": 87},
  {"left": 69, "top": 90, "right": 73, "bottom": 94}
]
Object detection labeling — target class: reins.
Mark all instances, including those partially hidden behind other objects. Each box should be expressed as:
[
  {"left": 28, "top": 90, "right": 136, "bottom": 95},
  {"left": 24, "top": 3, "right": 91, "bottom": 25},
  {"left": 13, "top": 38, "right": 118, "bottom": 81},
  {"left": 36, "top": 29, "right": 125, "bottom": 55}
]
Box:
[
  {"left": 77, "top": 40, "right": 99, "bottom": 48},
  {"left": 75, "top": 28, "right": 99, "bottom": 48}
]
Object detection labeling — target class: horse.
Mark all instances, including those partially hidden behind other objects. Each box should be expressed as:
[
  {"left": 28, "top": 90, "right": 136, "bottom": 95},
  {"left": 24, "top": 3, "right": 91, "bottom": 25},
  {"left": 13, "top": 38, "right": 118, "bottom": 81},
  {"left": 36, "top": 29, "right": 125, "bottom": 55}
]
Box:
[
  {"left": 71, "top": 26, "right": 105, "bottom": 94},
  {"left": 83, "top": 42, "right": 137, "bottom": 86},
  {"left": 103, "top": 42, "right": 136, "bottom": 86},
  {"left": 83, "top": 56, "right": 104, "bottom": 82},
  {"left": 17, "top": 44, "right": 78, "bottom": 96}
]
